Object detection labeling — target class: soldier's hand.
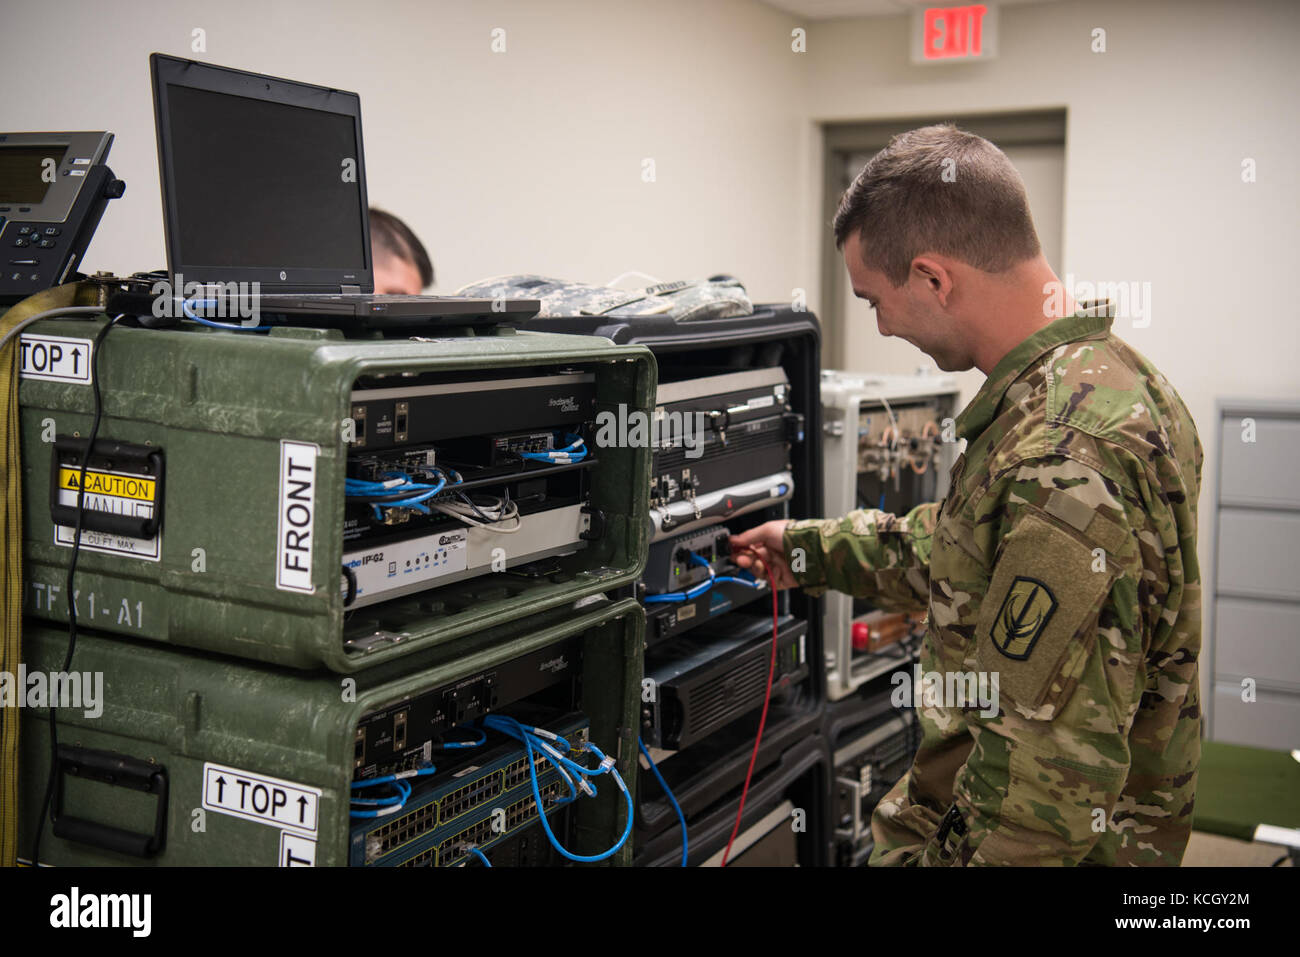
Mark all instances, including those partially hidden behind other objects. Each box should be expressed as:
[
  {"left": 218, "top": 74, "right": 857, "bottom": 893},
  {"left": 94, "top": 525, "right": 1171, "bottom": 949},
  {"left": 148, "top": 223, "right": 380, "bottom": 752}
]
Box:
[{"left": 729, "top": 520, "right": 799, "bottom": 591}]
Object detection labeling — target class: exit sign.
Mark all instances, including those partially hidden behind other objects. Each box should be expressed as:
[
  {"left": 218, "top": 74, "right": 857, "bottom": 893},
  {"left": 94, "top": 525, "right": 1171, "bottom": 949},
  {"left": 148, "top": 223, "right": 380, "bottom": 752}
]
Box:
[{"left": 911, "top": 4, "right": 998, "bottom": 63}]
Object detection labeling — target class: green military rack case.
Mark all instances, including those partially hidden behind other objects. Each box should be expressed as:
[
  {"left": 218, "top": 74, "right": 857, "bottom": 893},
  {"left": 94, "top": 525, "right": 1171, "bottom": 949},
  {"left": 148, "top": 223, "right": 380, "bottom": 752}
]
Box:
[
  {"left": 19, "top": 316, "right": 655, "bottom": 671},
  {"left": 18, "top": 597, "right": 643, "bottom": 867}
]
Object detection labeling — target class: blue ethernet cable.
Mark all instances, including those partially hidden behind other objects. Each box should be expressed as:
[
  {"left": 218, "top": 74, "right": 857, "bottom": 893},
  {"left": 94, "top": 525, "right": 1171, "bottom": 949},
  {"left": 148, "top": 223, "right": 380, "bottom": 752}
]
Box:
[
  {"left": 519, "top": 434, "right": 587, "bottom": 464},
  {"left": 643, "top": 549, "right": 761, "bottom": 604},
  {"left": 180, "top": 298, "right": 271, "bottom": 332},
  {"left": 639, "top": 737, "right": 688, "bottom": 867},
  {"left": 479, "top": 714, "right": 632, "bottom": 863}
]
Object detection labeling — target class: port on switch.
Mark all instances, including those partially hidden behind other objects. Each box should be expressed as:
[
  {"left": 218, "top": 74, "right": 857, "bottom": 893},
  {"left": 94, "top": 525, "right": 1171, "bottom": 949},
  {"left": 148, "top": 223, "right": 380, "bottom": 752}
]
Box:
[
  {"left": 351, "top": 405, "right": 368, "bottom": 447},
  {"left": 394, "top": 710, "right": 408, "bottom": 751}
]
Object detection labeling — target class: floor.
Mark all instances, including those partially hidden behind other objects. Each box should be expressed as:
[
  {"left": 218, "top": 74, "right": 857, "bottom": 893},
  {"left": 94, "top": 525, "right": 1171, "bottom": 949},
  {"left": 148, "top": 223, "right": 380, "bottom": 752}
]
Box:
[{"left": 1183, "top": 831, "right": 1294, "bottom": 867}]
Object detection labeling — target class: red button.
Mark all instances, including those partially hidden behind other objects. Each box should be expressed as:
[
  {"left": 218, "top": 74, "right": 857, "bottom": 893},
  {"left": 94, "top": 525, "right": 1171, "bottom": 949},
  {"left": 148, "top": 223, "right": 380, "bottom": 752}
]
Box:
[{"left": 851, "top": 622, "right": 871, "bottom": 651}]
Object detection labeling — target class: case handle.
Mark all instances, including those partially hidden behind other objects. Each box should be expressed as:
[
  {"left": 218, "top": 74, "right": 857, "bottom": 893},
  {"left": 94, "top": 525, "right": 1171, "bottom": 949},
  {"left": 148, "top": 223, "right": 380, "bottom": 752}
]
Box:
[{"left": 51, "top": 744, "right": 168, "bottom": 858}]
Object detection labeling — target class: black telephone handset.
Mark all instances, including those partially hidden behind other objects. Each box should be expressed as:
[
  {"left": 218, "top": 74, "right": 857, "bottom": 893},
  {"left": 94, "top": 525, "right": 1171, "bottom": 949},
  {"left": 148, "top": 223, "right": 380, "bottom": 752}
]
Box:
[{"left": 0, "top": 131, "right": 125, "bottom": 305}]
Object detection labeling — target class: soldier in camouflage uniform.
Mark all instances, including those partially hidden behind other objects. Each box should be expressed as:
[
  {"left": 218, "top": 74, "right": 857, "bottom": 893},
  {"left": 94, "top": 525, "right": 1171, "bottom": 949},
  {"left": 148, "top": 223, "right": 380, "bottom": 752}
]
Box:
[{"left": 732, "top": 125, "right": 1202, "bottom": 866}]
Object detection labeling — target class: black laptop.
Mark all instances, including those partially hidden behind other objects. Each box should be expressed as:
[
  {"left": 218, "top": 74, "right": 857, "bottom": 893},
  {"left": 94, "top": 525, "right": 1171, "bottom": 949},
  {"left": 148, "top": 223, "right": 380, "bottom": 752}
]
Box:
[{"left": 131, "top": 53, "right": 536, "bottom": 330}]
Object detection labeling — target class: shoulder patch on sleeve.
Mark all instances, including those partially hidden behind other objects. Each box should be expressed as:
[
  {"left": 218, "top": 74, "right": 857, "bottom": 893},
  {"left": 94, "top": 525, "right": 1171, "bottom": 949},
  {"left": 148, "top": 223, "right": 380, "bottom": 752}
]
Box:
[
  {"left": 976, "top": 509, "right": 1120, "bottom": 717},
  {"left": 988, "top": 576, "right": 1058, "bottom": 659}
]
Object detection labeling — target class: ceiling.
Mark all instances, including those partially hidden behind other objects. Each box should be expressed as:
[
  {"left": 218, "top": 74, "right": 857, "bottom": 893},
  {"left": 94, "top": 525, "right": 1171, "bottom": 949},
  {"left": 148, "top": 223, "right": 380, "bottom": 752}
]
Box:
[{"left": 758, "top": 0, "right": 1058, "bottom": 19}]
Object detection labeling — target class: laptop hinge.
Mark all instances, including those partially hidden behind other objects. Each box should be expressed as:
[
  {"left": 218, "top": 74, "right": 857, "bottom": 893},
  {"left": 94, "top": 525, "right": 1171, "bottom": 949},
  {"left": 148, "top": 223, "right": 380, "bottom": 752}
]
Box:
[{"left": 341, "top": 285, "right": 362, "bottom": 295}]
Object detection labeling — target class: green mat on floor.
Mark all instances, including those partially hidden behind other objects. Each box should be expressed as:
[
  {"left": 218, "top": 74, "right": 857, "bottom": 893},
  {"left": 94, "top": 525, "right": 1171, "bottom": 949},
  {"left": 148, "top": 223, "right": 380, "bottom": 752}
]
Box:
[{"left": 1192, "top": 740, "right": 1300, "bottom": 841}]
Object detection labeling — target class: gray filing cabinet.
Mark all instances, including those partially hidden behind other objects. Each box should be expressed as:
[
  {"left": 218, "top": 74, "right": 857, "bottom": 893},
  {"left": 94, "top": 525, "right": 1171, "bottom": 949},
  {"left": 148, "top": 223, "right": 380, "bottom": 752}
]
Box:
[{"left": 1209, "top": 398, "right": 1300, "bottom": 749}]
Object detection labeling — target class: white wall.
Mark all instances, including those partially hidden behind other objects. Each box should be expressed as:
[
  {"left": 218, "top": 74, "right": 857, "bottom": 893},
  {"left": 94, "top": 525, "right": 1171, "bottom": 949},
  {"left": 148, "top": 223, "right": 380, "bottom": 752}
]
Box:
[{"left": 0, "top": 0, "right": 810, "bottom": 299}]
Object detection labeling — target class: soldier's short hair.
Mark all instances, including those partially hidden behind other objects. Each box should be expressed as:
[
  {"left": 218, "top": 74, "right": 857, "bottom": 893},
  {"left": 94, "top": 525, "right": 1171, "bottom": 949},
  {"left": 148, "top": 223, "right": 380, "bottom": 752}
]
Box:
[
  {"left": 369, "top": 207, "right": 434, "bottom": 288},
  {"left": 833, "top": 124, "right": 1041, "bottom": 287}
]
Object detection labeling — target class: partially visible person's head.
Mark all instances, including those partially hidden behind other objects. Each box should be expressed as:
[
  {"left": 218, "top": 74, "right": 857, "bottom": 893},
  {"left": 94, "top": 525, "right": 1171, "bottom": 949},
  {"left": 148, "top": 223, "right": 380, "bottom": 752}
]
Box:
[
  {"left": 834, "top": 124, "right": 1047, "bottom": 372},
  {"left": 369, "top": 207, "right": 433, "bottom": 295}
]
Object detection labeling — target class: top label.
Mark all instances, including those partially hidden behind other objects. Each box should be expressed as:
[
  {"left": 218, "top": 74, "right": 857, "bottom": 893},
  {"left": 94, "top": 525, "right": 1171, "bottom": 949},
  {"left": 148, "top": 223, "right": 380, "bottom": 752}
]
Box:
[{"left": 19, "top": 335, "right": 94, "bottom": 384}]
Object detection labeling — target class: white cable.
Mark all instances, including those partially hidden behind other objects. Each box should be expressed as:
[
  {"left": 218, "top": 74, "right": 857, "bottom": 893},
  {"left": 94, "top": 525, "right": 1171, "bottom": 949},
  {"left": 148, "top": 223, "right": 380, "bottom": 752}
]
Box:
[
  {"left": 429, "top": 496, "right": 523, "bottom": 533},
  {"left": 875, "top": 392, "right": 899, "bottom": 441},
  {"left": 0, "top": 306, "right": 106, "bottom": 351}
]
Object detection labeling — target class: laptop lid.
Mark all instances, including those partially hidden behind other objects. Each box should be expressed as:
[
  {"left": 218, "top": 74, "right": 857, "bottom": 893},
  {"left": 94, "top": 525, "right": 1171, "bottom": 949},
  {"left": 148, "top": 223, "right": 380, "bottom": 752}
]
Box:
[{"left": 150, "top": 53, "right": 375, "bottom": 295}]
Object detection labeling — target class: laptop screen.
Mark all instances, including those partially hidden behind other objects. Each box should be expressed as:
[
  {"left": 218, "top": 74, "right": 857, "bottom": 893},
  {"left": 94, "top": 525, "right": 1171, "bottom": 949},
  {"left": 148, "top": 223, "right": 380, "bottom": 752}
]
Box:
[{"left": 152, "top": 54, "right": 372, "bottom": 291}]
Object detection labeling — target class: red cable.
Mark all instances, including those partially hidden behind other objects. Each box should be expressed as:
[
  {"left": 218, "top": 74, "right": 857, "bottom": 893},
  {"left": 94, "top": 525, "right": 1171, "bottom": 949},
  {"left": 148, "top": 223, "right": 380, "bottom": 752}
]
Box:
[{"left": 720, "top": 546, "right": 781, "bottom": 867}]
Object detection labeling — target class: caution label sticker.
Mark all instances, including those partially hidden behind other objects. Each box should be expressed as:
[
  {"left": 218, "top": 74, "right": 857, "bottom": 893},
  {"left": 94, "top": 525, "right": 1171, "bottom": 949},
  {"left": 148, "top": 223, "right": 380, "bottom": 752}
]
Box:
[
  {"left": 54, "top": 464, "right": 161, "bottom": 561},
  {"left": 58, "top": 467, "right": 156, "bottom": 502}
]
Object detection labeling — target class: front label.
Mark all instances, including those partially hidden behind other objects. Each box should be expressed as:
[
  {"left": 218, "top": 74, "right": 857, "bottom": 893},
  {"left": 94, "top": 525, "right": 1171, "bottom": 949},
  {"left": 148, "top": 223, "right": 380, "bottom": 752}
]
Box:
[{"left": 277, "top": 440, "right": 319, "bottom": 593}]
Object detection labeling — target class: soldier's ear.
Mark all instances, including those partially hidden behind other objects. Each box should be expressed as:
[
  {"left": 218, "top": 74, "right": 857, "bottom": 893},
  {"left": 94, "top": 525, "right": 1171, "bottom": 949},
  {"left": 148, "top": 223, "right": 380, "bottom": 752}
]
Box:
[{"left": 910, "top": 256, "right": 952, "bottom": 306}]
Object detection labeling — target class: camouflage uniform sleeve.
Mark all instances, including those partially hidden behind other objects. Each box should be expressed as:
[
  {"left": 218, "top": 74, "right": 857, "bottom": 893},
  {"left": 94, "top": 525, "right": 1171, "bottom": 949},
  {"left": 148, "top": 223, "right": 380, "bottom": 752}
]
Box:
[
  {"left": 781, "top": 502, "right": 940, "bottom": 612},
  {"left": 929, "top": 455, "right": 1189, "bottom": 866}
]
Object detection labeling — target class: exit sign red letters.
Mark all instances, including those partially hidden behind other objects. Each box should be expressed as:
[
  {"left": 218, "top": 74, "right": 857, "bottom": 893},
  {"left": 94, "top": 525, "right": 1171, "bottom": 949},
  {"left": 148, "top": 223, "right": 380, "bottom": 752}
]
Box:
[{"left": 912, "top": 4, "right": 999, "bottom": 63}]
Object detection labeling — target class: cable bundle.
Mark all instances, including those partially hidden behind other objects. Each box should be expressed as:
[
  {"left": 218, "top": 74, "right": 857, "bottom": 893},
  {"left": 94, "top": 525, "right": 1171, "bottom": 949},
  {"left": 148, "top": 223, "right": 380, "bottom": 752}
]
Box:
[
  {"left": 479, "top": 714, "right": 632, "bottom": 863},
  {"left": 345, "top": 469, "right": 451, "bottom": 521},
  {"left": 643, "top": 550, "right": 763, "bottom": 604},
  {"left": 349, "top": 769, "right": 433, "bottom": 819},
  {"left": 429, "top": 492, "right": 521, "bottom": 532},
  {"left": 518, "top": 434, "right": 586, "bottom": 464},
  {"left": 348, "top": 726, "right": 487, "bottom": 819}
]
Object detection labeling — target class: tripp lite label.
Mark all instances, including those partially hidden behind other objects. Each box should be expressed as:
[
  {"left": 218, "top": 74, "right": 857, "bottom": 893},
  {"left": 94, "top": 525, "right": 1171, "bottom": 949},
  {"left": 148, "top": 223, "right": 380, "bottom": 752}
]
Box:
[
  {"left": 277, "top": 440, "right": 319, "bottom": 593},
  {"left": 18, "top": 334, "right": 94, "bottom": 384},
  {"left": 54, "top": 465, "right": 161, "bottom": 561},
  {"left": 202, "top": 762, "right": 320, "bottom": 835}
]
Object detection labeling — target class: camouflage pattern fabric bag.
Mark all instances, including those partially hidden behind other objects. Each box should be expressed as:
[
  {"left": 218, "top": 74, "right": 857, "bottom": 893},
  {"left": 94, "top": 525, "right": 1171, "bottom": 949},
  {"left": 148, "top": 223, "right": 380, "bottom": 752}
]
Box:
[{"left": 455, "top": 274, "right": 752, "bottom": 321}]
